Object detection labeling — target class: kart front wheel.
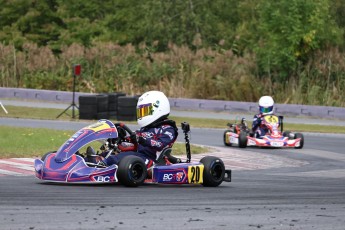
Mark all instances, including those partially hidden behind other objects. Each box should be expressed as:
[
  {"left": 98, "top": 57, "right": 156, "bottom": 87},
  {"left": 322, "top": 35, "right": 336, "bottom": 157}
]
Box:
[
  {"left": 200, "top": 156, "right": 225, "bottom": 187},
  {"left": 238, "top": 131, "right": 247, "bottom": 148},
  {"left": 117, "top": 156, "right": 147, "bottom": 187},
  {"left": 294, "top": 133, "right": 304, "bottom": 149}
]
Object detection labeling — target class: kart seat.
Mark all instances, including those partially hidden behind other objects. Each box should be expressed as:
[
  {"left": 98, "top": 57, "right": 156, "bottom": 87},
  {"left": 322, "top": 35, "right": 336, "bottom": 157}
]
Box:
[{"left": 155, "top": 147, "right": 181, "bottom": 165}]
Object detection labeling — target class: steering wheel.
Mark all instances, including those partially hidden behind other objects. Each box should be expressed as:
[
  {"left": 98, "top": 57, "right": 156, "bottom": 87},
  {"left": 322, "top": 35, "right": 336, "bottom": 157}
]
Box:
[{"left": 114, "top": 123, "right": 137, "bottom": 143}]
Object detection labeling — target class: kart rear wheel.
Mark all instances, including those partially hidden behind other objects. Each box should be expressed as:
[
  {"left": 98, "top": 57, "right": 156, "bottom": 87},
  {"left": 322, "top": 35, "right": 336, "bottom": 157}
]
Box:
[
  {"left": 294, "top": 133, "right": 304, "bottom": 149},
  {"left": 238, "top": 131, "right": 247, "bottom": 148},
  {"left": 117, "top": 156, "right": 147, "bottom": 187},
  {"left": 223, "top": 130, "right": 232, "bottom": 147},
  {"left": 200, "top": 156, "right": 225, "bottom": 187}
]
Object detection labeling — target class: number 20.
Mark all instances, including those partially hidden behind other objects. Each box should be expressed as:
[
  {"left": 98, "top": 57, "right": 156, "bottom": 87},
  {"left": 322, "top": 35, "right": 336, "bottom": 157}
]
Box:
[{"left": 191, "top": 166, "right": 200, "bottom": 183}]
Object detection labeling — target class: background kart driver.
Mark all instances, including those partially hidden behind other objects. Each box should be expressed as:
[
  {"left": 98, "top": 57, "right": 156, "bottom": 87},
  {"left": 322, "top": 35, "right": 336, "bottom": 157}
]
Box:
[
  {"left": 251, "top": 95, "right": 279, "bottom": 138},
  {"left": 87, "top": 90, "right": 179, "bottom": 167}
]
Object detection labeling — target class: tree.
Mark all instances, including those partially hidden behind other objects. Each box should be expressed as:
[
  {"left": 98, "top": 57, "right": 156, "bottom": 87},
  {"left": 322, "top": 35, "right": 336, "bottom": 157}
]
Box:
[
  {"left": 0, "top": 0, "right": 63, "bottom": 48},
  {"left": 255, "top": 0, "right": 343, "bottom": 81}
]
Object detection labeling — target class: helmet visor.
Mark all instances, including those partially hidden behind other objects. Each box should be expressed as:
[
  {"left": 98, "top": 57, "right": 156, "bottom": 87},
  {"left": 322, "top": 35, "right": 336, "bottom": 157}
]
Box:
[
  {"left": 137, "top": 103, "right": 153, "bottom": 119},
  {"left": 259, "top": 106, "right": 273, "bottom": 114}
]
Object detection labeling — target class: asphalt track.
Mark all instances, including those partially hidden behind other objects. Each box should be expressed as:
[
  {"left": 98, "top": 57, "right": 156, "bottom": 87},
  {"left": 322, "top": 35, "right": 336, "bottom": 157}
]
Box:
[{"left": 1, "top": 114, "right": 345, "bottom": 229}]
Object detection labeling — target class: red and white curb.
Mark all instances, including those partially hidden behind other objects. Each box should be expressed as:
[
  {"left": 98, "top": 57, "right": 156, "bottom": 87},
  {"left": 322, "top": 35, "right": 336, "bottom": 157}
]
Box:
[
  {"left": 0, "top": 158, "right": 35, "bottom": 177},
  {"left": 0, "top": 148, "right": 308, "bottom": 177}
]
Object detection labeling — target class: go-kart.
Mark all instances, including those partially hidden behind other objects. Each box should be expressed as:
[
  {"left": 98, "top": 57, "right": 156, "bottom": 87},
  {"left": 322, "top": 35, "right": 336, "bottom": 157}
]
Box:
[
  {"left": 223, "top": 115, "right": 304, "bottom": 149},
  {"left": 34, "top": 119, "right": 231, "bottom": 187}
]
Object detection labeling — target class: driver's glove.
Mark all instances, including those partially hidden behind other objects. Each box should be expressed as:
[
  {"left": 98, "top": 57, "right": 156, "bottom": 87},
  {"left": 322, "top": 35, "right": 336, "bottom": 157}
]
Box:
[
  {"left": 129, "top": 132, "right": 137, "bottom": 143},
  {"left": 137, "top": 135, "right": 146, "bottom": 145}
]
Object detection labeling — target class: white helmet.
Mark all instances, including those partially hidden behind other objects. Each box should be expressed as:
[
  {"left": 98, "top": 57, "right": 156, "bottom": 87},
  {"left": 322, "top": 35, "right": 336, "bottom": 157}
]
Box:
[
  {"left": 258, "top": 96, "right": 274, "bottom": 115},
  {"left": 136, "top": 91, "right": 170, "bottom": 127}
]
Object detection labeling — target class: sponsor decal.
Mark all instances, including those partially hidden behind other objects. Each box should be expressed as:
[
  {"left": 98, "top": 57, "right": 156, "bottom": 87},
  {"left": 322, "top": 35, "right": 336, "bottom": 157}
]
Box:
[
  {"left": 142, "top": 132, "right": 153, "bottom": 138},
  {"left": 248, "top": 139, "right": 256, "bottom": 145},
  {"left": 162, "top": 171, "right": 185, "bottom": 182},
  {"left": 271, "top": 141, "right": 284, "bottom": 147},
  {"left": 68, "top": 131, "right": 83, "bottom": 142},
  {"left": 153, "top": 100, "right": 160, "bottom": 108},
  {"left": 164, "top": 131, "right": 174, "bottom": 140},
  {"left": 150, "top": 139, "right": 162, "bottom": 147},
  {"left": 176, "top": 172, "right": 184, "bottom": 182},
  {"left": 230, "top": 136, "right": 237, "bottom": 144},
  {"left": 94, "top": 175, "right": 111, "bottom": 182},
  {"left": 87, "top": 121, "right": 110, "bottom": 132}
]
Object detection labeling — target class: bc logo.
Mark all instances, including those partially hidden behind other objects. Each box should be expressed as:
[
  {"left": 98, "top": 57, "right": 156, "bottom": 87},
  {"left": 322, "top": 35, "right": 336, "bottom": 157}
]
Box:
[{"left": 95, "top": 176, "right": 111, "bottom": 182}]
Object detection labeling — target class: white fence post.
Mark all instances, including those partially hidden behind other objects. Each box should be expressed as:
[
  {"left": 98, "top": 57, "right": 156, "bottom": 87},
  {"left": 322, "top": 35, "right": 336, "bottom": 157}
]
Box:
[{"left": 0, "top": 101, "right": 8, "bottom": 114}]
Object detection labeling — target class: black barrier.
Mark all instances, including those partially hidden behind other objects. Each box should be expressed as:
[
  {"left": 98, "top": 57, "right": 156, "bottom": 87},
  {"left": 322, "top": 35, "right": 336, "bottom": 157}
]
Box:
[{"left": 117, "top": 96, "right": 139, "bottom": 121}]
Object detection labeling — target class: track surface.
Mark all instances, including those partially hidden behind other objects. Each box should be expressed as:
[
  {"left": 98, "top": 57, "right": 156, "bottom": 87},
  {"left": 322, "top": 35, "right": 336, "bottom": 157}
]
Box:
[{"left": 1, "top": 118, "right": 345, "bottom": 229}]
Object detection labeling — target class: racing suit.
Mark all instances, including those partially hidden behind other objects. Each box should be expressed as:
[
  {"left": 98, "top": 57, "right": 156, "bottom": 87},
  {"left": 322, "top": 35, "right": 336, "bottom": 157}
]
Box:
[
  {"left": 252, "top": 114, "right": 269, "bottom": 138},
  {"left": 104, "top": 119, "right": 178, "bottom": 166}
]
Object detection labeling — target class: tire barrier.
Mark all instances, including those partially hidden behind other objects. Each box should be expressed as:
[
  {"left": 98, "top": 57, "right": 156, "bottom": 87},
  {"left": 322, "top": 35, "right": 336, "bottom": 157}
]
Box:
[
  {"left": 79, "top": 94, "right": 110, "bottom": 120},
  {"left": 79, "top": 93, "right": 138, "bottom": 121},
  {"left": 96, "top": 94, "right": 109, "bottom": 119},
  {"left": 117, "top": 96, "right": 139, "bottom": 121},
  {"left": 107, "top": 92, "right": 126, "bottom": 119},
  {"left": 79, "top": 95, "right": 98, "bottom": 120}
]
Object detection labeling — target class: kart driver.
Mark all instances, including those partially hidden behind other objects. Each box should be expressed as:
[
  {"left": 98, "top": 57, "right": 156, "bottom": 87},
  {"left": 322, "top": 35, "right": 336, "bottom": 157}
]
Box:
[
  {"left": 252, "top": 95, "right": 277, "bottom": 138},
  {"left": 87, "top": 90, "right": 179, "bottom": 167}
]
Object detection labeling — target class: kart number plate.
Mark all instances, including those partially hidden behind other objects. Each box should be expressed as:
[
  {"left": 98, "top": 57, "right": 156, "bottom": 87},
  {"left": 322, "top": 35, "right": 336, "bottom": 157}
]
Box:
[
  {"left": 264, "top": 115, "right": 279, "bottom": 125},
  {"left": 188, "top": 165, "right": 204, "bottom": 184},
  {"left": 271, "top": 141, "right": 284, "bottom": 147}
]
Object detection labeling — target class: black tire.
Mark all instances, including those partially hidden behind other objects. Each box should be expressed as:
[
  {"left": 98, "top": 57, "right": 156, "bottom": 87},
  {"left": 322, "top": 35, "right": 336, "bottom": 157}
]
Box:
[
  {"left": 108, "top": 92, "right": 126, "bottom": 103},
  {"left": 78, "top": 95, "right": 97, "bottom": 105},
  {"left": 108, "top": 111, "right": 118, "bottom": 119},
  {"left": 108, "top": 102, "right": 118, "bottom": 111},
  {"left": 200, "top": 156, "right": 225, "bottom": 187},
  {"left": 238, "top": 131, "right": 247, "bottom": 148},
  {"left": 118, "top": 96, "right": 138, "bottom": 107},
  {"left": 108, "top": 93, "right": 126, "bottom": 113},
  {"left": 79, "top": 95, "right": 98, "bottom": 119},
  {"left": 223, "top": 130, "right": 232, "bottom": 147},
  {"left": 79, "top": 112, "right": 97, "bottom": 120},
  {"left": 117, "top": 96, "right": 139, "bottom": 121},
  {"left": 79, "top": 104, "right": 97, "bottom": 113},
  {"left": 117, "top": 156, "right": 147, "bottom": 187},
  {"left": 118, "top": 107, "right": 136, "bottom": 116},
  {"left": 97, "top": 112, "right": 109, "bottom": 119},
  {"left": 97, "top": 94, "right": 108, "bottom": 112},
  {"left": 116, "top": 115, "right": 137, "bottom": 121},
  {"left": 41, "top": 151, "right": 56, "bottom": 161},
  {"left": 294, "top": 133, "right": 304, "bottom": 149}
]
